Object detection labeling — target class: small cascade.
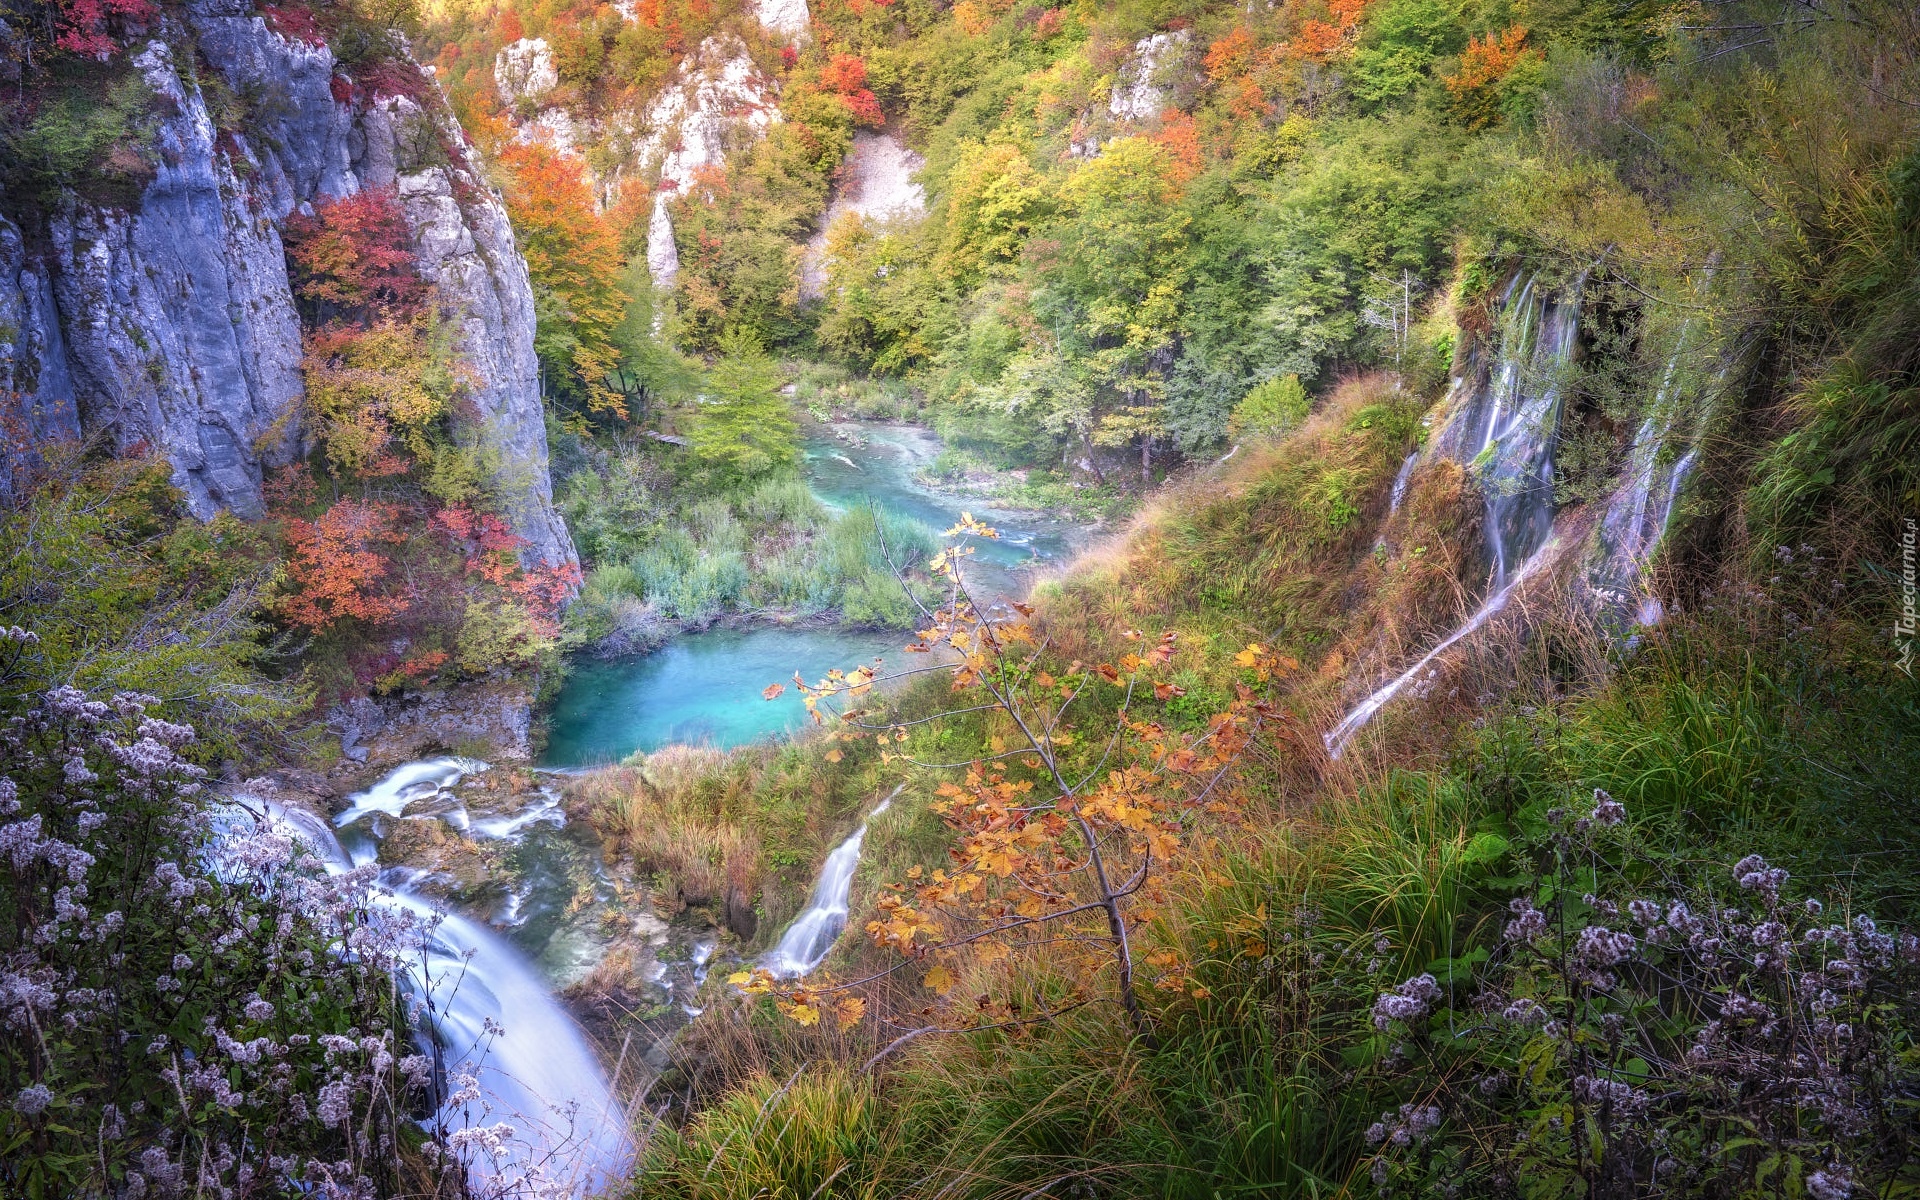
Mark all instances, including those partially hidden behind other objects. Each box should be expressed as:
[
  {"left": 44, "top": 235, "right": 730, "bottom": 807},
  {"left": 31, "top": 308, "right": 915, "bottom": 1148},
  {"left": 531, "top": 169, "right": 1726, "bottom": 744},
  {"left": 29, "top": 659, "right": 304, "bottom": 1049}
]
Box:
[
  {"left": 332, "top": 757, "right": 485, "bottom": 827},
  {"left": 1374, "top": 451, "right": 1421, "bottom": 551},
  {"left": 1325, "top": 533, "right": 1561, "bottom": 757},
  {"left": 243, "top": 768, "right": 634, "bottom": 1197},
  {"left": 1327, "top": 270, "right": 1582, "bottom": 757},
  {"left": 1441, "top": 274, "right": 1583, "bottom": 585},
  {"left": 1388, "top": 450, "right": 1420, "bottom": 516},
  {"left": 762, "top": 788, "right": 901, "bottom": 978},
  {"left": 1585, "top": 333, "right": 1715, "bottom": 627}
]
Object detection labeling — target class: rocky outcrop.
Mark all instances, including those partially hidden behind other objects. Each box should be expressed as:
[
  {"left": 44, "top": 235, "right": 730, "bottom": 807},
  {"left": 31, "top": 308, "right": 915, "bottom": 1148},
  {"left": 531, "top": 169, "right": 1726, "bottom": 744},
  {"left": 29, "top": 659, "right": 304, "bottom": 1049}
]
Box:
[
  {"left": 1108, "top": 30, "right": 1189, "bottom": 122},
  {"left": 45, "top": 40, "right": 307, "bottom": 520},
  {"left": 799, "top": 132, "right": 926, "bottom": 299},
  {"left": 752, "top": 0, "right": 810, "bottom": 40},
  {"left": 493, "top": 37, "right": 590, "bottom": 162},
  {"left": 360, "top": 93, "right": 577, "bottom": 570},
  {"left": 638, "top": 35, "right": 781, "bottom": 289},
  {"left": 0, "top": 7, "right": 576, "bottom": 569},
  {"left": 328, "top": 678, "right": 536, "bottom": 765}
]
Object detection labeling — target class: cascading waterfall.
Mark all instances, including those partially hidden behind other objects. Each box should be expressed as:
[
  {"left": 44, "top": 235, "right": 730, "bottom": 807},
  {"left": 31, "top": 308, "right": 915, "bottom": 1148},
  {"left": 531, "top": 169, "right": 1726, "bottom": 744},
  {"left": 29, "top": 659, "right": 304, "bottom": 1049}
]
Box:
[
  {"left": 1327, "top": 272, "right": 1582, "bottom": 758},
  {"left": 238, "top": 765, "right": 634, "bottom": 1197},
  {"left": 762, "top": 788, "right": 902, "bottom": 978},
  {"left": 1585, "top": 327, "right": 1715, "bottom": 628}
]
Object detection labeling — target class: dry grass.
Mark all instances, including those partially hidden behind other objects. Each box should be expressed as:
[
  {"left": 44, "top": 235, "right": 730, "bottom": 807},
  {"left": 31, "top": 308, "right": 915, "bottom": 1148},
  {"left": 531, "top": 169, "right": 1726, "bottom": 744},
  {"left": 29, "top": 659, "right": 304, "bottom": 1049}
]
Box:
[{"left": 566, "top": 750, "right": 765, "bottom": 918}]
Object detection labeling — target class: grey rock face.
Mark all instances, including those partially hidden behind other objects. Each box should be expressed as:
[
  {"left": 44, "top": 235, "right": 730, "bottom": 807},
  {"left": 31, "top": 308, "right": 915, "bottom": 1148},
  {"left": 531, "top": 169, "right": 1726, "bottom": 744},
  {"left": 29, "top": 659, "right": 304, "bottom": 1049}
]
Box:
[
  {"left": 0, "top": 18, "right": 574, "bottom": 570},
  {"left": 0, "top": 216, "right": 82, "bottom": 503},
  {"left": 192, "top": 14, "right": 358, "bottom": 210},
  {"left": 46, "top": 41, "right": 306, "bottom": 520},
  {"left": 357, "top": 95, "right": 576, "bottom": 570}
]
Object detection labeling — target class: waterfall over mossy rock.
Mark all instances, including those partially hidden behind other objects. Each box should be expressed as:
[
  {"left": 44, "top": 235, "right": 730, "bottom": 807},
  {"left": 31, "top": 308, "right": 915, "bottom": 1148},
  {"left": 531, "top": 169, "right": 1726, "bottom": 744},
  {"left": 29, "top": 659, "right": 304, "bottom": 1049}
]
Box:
[{"left": 1328, "top": 271, "right": 1583, "bottom": 756}]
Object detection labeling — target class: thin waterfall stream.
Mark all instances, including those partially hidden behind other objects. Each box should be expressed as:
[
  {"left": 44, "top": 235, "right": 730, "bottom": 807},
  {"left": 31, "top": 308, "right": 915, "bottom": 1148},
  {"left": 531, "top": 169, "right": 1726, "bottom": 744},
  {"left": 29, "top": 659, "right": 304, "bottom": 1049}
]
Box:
[
  {"left": 762, "top": 786, "right": 904, "bottom": 978},
  {"left": 1326, "top": 273, "right": 1581, "bottom": 758}
]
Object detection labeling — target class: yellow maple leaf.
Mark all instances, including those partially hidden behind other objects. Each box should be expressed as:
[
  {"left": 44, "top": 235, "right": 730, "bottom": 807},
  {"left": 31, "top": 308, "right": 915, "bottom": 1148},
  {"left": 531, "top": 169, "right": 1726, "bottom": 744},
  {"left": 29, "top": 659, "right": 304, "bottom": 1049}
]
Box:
[
  {"left": 834, "top": 996, "right": 867, "bottom": 1030},
  {"left": 923, "top": 964, "right": 957, "bottom": 995},
  {"left": 825, "top": 749, "right": 844, "bottom": 763},
  {"left": 788, "top": 1002, "right": 821, "bottom": 1027}
]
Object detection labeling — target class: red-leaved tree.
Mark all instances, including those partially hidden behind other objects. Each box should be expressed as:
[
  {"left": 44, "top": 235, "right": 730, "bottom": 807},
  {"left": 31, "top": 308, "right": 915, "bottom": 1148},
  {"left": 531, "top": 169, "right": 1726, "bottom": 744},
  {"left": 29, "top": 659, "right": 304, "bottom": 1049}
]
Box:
[
  {"left": 284, "top": 188, "right": 425, "bottom": 325},
  {"left": 821, "top": 53, "right": 886, "bottom": 128},
  {"left": 54, "top": 0, "right": 154, "bottom": 61},
  {"left": 279, "top": 499, "right": 410, "bottom": 633}
]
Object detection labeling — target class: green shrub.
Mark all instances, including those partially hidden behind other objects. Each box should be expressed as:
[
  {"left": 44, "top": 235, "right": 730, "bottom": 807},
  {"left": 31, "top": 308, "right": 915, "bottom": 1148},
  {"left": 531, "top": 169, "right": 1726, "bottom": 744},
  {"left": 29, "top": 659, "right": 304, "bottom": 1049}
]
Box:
[{"left": 1228, "top": 374, "right": 1313, "bottom": 442}]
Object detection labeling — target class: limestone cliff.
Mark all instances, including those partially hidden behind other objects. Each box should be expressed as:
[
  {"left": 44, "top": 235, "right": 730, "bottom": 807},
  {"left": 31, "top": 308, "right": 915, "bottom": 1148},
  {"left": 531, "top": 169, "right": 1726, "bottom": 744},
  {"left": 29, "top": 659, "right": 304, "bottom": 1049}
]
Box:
[{"left": 0, "top": 2, "right": 576, "bottom": 570}]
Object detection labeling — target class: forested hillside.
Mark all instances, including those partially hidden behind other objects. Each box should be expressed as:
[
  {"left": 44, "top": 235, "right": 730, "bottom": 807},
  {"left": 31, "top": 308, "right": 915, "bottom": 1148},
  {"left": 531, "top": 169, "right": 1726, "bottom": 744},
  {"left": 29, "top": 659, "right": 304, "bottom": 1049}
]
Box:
[{"left": 1, "top": 0, "right": 1916, "bottom": 1193}]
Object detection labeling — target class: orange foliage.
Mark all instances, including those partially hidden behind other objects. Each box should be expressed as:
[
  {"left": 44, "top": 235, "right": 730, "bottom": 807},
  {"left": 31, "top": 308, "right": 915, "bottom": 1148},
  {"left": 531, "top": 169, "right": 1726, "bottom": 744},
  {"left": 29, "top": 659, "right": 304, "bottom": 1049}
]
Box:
[
  {"left": 608, "top": 175, "right": 655, "bottom": 255},
  {"left": 1204, "top": 26, "right": 1253, "bottom": 82},
  {"left": 495, "top": 141, "right": 628, "bottom": 418},
  {"left": 1449, "top": 25, "right": 1533, "bottom": 92},
  {"left": 1152, "top": 112, "right": 1204, "bottom": 184},
  {"left": 497, "top": 7, "right": 522, "bottom": 42},
  {"left": 1228, "top": 75, "right": 1267, "bottom": 121},
  {"left": 1328, "top": 0, "right": 1369, "bottom": 28},
  {"left": 432, "top": 505, "right": 579, "bottom": 634},
  {"left": 1291, "top": 18, "right": 1346, "bottom": 59},
  {"left": 1445, "top": 25, "right": 1535, "bottom": 128},
  {"left": 279, "top": 500, "right": 409, "bottom": 632},
  {"left": 952, "top": 0, "right": 991, "bottom": 35},
  {"left": 735, "top": 526, "right": 1297, "bottom": 1039},
  {"left": 821, "top": 53, "right": 884, "bottom": 127}
]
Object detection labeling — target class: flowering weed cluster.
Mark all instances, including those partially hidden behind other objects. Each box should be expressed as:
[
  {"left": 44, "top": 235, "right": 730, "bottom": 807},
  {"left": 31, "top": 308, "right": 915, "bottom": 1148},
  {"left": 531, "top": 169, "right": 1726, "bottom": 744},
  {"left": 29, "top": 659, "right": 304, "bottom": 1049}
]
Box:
[
  {"left": 1360, "top": 791, "right": 1920, "bottom": 1197},
  {"left": 0, "top": 679, "right": 452, "bottom": 1197}
]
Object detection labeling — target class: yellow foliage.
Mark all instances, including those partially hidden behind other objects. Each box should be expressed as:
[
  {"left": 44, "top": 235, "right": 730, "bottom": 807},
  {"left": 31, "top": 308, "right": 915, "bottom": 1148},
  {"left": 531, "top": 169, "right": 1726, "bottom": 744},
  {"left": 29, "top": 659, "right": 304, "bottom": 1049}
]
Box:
[{"left": 302, "top": 317, "right": 454, "bottom": 477}]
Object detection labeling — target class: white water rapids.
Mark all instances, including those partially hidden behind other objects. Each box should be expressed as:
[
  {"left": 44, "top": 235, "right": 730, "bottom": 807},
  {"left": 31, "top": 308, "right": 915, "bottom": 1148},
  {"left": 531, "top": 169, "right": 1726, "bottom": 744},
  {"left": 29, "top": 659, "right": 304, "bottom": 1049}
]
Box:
[{"left": 235, "top": 762, "right": 633, "bottom": 1196}]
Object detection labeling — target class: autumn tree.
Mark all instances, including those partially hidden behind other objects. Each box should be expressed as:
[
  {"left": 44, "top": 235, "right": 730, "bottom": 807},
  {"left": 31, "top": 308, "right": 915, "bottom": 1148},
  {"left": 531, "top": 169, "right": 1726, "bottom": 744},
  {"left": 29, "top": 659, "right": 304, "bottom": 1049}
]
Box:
[
  {"left": 496, "top": 140, "right": 631, "bottom": 421},
  {"left": 738, "top": 515, "right": 1293, "bottom": 1045},
  {"left": 302, "top": 317, "right": 457, "bottom": 477},
  {"left": 932, "top": 141, "right": 1056, "bottom": 286},
  {"left": 1443, "top": 25, "right": 1539, "bottom": 129},
  {"left": 819, "top": 53, "right": 885, "bottom": 128},
  {"left": 278, "top": 499, "right": 410, "bottom": 633},
  {"left": 284, "top": 187, "right": 425, "bottom": 325}
]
